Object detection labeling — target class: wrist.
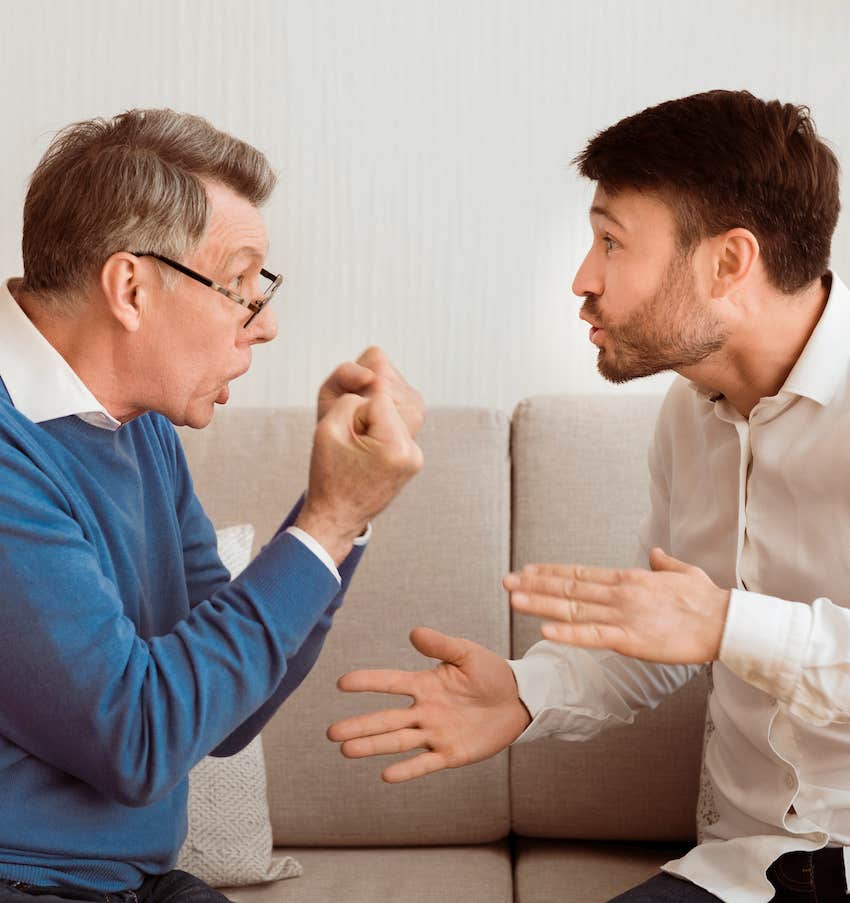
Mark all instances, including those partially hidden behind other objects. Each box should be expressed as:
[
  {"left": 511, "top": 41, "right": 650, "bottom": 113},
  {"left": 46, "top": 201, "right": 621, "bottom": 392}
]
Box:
[
  {"left": 294, "top": 504, "right": 364, "bottom": 566},
  {"left": 708, "top": 587, "right": 732, "bottom": 661}
]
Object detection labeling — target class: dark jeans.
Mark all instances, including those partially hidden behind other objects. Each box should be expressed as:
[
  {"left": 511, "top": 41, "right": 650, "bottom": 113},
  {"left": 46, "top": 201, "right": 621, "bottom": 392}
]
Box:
[
  {"left": 0, "top": 870, "right": 234, "bottom": 903},
  {"left": 608, "top": 848, "right": 848, "bottom": 903}
]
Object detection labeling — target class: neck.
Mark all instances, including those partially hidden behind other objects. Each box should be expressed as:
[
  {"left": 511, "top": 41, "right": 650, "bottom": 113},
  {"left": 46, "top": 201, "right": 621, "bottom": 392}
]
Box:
[
  {"left": 678, "top": 275, "right": 830, "bottom": 418},
  {"left": 11, "top": 282, "right": 146, "bottom": 423}
]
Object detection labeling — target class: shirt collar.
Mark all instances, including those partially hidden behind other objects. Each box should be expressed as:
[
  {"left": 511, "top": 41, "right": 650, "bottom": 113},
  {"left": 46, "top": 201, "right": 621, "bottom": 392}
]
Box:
[
  {"left": 780, "top": 273, "right": 850, "bottom": 406},
  {"left": 0, "top": 279, "right": 122, "bottom": 430},
  {"left": 687, "top": 272, "right": 850, "bottom": 408}
]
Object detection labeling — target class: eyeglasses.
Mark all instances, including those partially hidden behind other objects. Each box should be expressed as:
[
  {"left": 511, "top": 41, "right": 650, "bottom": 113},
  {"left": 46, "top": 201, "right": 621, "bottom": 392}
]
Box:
[{"left": 132, "top": 252, "right": 284, "bottom": 327}]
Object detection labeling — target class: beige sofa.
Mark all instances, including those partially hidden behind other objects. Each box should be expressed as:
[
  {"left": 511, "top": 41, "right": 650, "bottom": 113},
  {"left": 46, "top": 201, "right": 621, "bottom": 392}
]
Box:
[{"left": 179, "top": 395, "right": 710, "bottom": 903}]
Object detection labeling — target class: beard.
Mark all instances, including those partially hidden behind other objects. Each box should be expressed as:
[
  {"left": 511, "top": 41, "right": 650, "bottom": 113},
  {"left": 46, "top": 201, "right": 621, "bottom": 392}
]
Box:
[{"left": 582, "top": 253, "right": 729, "bottom": 384}]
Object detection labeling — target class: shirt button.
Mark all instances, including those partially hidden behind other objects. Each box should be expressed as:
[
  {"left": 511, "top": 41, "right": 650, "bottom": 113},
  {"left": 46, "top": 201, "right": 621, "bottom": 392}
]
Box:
[{"left": 785, "top": 772, "right": 796, "bottom": 789}]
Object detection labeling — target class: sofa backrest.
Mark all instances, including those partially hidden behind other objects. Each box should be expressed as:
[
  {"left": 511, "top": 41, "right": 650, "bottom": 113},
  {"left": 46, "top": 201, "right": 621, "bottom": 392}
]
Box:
[
  {"left": 181, "top": 396, "right": 709, "bottom": 848},
  {"left": 180, "top": 407, "right": 512, "bottom": 847},
  {"left": 509, "top": 395, "right": 708, "bottom": 843}
]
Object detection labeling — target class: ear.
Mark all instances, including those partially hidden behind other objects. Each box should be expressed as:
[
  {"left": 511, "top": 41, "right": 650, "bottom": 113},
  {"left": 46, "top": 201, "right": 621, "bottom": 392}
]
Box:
[
  {"left": 709, "top": 228, "right": 760, "bottom": 299},
  {"left": 99, "top": 252, "right": 150, "bottom": 333}
]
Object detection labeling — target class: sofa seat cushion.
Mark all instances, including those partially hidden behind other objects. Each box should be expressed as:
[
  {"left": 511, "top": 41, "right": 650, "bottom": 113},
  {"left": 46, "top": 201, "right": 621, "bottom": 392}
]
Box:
[
  {"left": 223, "top": 843, "right": 512, "bottom": 903},
  {"left": 513, "top": 837, "right": 691, "bottom": 903}
]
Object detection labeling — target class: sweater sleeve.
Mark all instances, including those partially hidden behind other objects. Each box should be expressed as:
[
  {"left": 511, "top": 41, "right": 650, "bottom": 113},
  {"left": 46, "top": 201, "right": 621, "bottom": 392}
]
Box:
[
  {"left": 211, "top": 538, "right": 367, "bottom": 756},
  {"left": 170, "top": 431, "right": 368, "bottom": 756},
  {"left": 0, "top": 440, "right": 340, "bottom": 808}
]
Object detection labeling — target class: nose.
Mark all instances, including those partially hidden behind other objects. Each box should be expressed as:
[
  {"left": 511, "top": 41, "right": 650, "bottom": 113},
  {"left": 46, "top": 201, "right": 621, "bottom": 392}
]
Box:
[
  {"left": 244, "top": 304, "right": 278, "bottom": 344},
  {"left": 572, "top": 247, "right": 604, "bottom": 300}
]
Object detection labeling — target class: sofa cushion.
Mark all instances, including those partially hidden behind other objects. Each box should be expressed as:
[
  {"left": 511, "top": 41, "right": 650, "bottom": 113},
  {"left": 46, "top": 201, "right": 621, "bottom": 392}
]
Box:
[
  {"left": 513, "top": 837, "right": 691, "bottom": 903},
  {"left": 224, "top": 844, "right": 512, "bottom": 903},
  {"left": 181, "top": 408, "right": 512, "bottom": 846},
  {"left": 509, "top": 395, "right": 708, "bottom": 842}
]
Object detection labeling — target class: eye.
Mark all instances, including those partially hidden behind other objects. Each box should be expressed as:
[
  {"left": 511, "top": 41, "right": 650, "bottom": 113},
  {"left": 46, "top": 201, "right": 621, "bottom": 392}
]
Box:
[
  {"left": 229, "top": 274, "right": 244, "bottom": 292},
  {"left": 602, "top": 234, "right": 619, "bottom": 253}
]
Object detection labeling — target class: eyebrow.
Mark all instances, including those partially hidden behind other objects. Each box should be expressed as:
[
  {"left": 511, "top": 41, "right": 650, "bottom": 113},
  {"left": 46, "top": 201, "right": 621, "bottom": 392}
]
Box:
[
  {"left": 589, "top": 205, "right": 626, "bottom": 231},
  {"left": 221, "top": 245, "right": 266, "bottom": 271}
]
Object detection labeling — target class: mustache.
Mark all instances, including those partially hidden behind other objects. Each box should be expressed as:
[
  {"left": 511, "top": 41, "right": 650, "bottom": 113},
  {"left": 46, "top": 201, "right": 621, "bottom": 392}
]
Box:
[{"left": 580, "top": 293, "right": 603, "bottom": 323}]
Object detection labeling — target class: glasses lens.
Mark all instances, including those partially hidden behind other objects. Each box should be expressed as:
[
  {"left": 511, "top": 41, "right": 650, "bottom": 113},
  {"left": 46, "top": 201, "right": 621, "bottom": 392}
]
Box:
[{"left": 261, "top": 274, "right": 276, "bottom": 300}]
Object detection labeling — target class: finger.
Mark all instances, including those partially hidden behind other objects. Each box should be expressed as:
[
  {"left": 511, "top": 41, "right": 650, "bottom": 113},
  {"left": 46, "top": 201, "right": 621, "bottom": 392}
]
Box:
[
  {"left": 341, "top": 728, "right": 427, "bottom": 759},
  {"left": 327, "top": 706, "right": 417, "bottom": 742},
  {"left": 649, "top": 547, "right": 692, "bottom": 574},
  {"left": 382, "top": 751, "right": 448, "bottom": 784},
  {"left": 514, "top": 563, "right": 629, "bottom": 585},
  {"left": 540, "top": 621, "right": 626, "bottom": 650},
  {"left": 356, "top": 345, "right": 392, "bottom": 374},
  {"left": 328, "top": 361, "right": 376, "bottom": 394},
  {"left": 409, "top": 626, "right": 469, "bottom": 666},
  {"left": 505, "top": 573, "right": 616, "bottom": 603},
  {"left": 323, "top": 392, "right": 370, "bottom": 436},
  {"left": 357, "top": 392, "right": 410, "bottom": 446},
  {"left": 337, "top": 668, "right": 418, "bottom": 697},
  {"left": 511, "top": 592, "right": 617, "bottom": 624}
]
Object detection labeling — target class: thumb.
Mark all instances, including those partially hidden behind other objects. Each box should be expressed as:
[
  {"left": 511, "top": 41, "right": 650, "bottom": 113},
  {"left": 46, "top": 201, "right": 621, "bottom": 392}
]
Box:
[
  {"left": 410, "top": 627, "right": 469, "bottom": 666},
  {"left": 334, "top": 361, "right": 376, "bottom": 394},
  {"left": 649, "top": 547, "right": 690, "bottom": 573}
]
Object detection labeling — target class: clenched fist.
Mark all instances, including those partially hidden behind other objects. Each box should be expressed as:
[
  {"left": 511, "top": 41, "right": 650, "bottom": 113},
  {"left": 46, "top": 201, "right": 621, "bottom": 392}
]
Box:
[
  {"left": 295, "top": 390, "right": 424, "bottom": 564},
  {"left": 317, "top": 346, "right": 425, "bottom": 439}
]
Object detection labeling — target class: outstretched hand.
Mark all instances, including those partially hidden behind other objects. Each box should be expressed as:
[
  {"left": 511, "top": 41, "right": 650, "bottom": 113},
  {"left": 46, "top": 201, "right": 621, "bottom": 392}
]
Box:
[
  {"left": 505, "top": 548, "right": 731, "bottom": 664},
  {"left": 327, "top": 627, "right": 531, "bottom": 783}
]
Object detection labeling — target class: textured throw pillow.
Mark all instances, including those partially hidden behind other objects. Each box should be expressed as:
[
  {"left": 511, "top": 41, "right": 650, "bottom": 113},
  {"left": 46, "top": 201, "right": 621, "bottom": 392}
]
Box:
[{"left": 176, "top": 524, "right": 302, "bottom": 887}]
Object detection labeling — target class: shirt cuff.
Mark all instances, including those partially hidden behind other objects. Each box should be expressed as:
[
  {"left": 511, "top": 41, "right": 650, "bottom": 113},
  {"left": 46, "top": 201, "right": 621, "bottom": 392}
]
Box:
[
  {"left": 353, "top": 522, "right": 372, "bottom": 546},
  {"left": 718, "top": 588, "right": 811, "bottom": 700},
  {"left": 507, "top": 655, "right": 564, "bottom": 743},
  {"left": 285, "top": 527, "right": 341, "bottom": 584}
]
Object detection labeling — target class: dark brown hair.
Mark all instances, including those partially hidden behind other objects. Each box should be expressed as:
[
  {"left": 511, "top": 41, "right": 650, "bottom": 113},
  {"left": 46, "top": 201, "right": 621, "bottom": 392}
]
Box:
[
  {"left": 20, "top": 109, "right": 277, "bottom": 302},
  {"left": 574, "top": 90, "right": 840, "bottom": 294}
]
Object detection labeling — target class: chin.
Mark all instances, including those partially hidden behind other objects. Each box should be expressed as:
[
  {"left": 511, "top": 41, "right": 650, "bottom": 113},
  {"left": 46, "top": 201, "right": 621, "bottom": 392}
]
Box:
[
  {"left": 172, "top": 403, "right": 216, "bottom": 430},
  {"left": 188, "top": 407, "right": 216, "bottom": 429}
]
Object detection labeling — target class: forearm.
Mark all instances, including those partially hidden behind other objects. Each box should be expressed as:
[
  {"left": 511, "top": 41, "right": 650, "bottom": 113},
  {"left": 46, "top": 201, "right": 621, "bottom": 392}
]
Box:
[
  {"left": 720, "top": 589, "right": 850, "bottom": 725},
  {"left": 212, "top": 540, "right": 367, "bottom": 755},
  {"left": 509, "top": 640, "right": 700, "bottom": 743},
  {"left": 0, "top": 526, "right": 339, "bottom": 807}
]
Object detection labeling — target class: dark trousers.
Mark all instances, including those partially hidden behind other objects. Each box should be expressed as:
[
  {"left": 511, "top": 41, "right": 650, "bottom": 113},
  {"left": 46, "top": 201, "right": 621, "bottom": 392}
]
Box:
[
  {"left": 0, "top": 870, "right": 234, "bottom": 903},
  {"left": 608, "top": 848, "right": 848, "bottom": 902}
]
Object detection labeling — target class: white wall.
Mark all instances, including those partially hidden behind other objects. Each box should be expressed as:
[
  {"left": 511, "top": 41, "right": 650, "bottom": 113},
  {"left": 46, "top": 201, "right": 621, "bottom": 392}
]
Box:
[{"left": 1, "top": 0, "right": 848, "bottom": 412}]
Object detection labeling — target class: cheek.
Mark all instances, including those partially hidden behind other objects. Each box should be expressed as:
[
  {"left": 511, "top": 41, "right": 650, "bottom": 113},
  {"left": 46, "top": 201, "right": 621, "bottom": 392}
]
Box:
[{"left": 606, "top": 260, "right": 663, "bottom": 313}]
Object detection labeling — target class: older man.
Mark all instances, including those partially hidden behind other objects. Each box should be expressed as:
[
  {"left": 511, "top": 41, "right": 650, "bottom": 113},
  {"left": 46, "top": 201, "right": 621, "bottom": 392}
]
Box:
[
  {"left": 329, "top": 91, "right": 850, "bottom": 902},
  {"left": 0, "top": 110, "right": 423, "bottom": 902}
]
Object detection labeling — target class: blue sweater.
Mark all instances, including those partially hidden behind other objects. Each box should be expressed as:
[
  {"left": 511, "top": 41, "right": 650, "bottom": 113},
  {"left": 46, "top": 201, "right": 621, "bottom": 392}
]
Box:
[{"left": 0, "top": 383, "right": 363, "bottom": 892}]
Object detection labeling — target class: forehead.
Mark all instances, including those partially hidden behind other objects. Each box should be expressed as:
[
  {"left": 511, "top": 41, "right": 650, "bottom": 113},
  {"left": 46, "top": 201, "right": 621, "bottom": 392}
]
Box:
[
  {"left": 195, "top": 180, "right": 269, "bottom": 267},
  {"left": 589, "top": 186, "right": 678, "bottom": 240}
]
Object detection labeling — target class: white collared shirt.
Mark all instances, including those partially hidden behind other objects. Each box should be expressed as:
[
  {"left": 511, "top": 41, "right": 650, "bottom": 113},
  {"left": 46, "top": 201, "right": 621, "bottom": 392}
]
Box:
[
  {"left": 509, "top": 274, "right": 850, "bottom": 902},
  {"left": 0, "top": 279, "right": 367, "bottom": 581}
]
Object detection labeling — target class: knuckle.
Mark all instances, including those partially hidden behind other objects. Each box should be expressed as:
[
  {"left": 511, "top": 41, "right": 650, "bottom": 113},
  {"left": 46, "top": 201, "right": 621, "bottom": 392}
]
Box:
[
  {"left": 561, "top": 577, "right": 576, "bottom": 597},
  {"left": 588, "top": 624, "right": 605, "bottom": 645}
]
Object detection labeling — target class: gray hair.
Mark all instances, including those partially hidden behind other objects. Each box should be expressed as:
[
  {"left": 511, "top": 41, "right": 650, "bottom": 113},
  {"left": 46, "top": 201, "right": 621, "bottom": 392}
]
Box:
[{"left": 20, "top": 109, "right": 277, "bottom": 304}]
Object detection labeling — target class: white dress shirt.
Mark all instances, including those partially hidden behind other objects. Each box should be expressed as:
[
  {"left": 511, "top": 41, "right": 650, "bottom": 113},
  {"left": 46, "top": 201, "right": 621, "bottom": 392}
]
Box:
[
  {"left": 509, "top": 273, "right": 850, "bottom": 902},
  {"left": 0, "top": 278, "right": 369, "bottom": 582}
]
